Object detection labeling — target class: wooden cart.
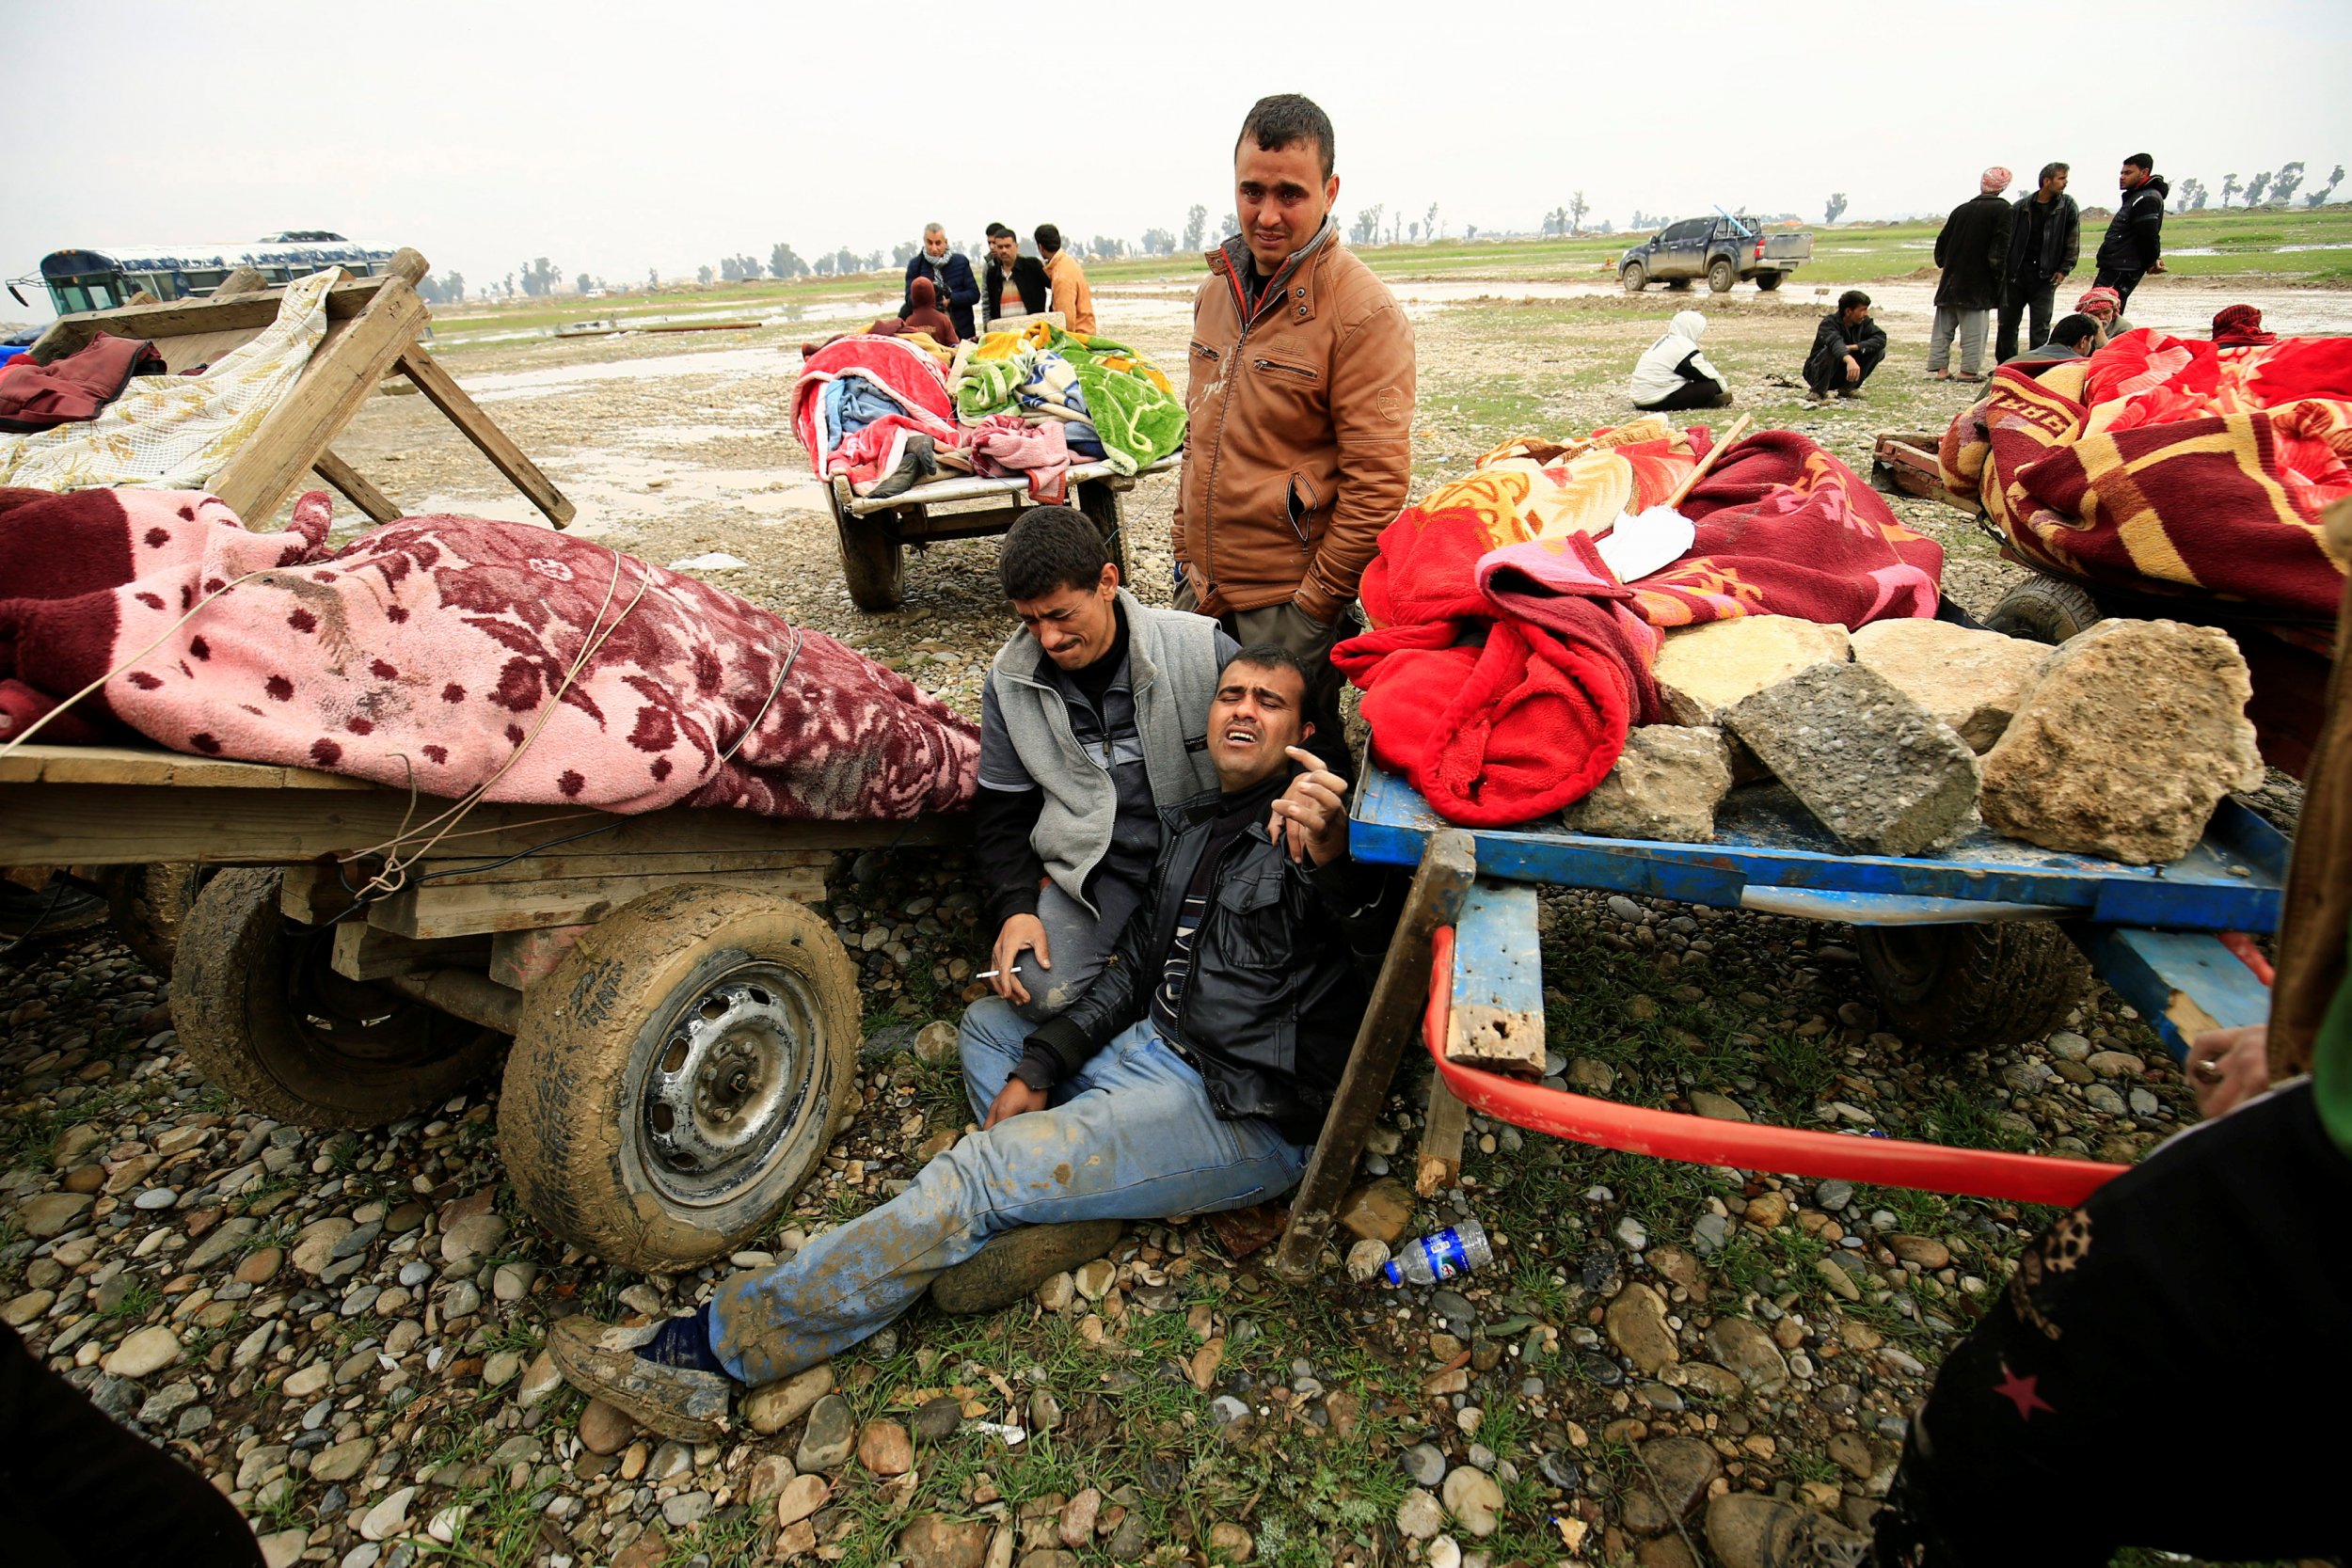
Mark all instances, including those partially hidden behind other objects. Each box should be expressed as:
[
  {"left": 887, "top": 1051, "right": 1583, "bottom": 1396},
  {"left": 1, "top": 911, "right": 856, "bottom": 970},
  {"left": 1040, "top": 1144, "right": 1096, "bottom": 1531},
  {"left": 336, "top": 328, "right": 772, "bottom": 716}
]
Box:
[
  {"left": 828, "top": 453, "right": 1179, "bottom": 611},
  {"left": 26, "top": 248, "right": 572, "bottom": 531},
  {"left": 0, "top": 743, "right": 961, "bottom": 1274}
]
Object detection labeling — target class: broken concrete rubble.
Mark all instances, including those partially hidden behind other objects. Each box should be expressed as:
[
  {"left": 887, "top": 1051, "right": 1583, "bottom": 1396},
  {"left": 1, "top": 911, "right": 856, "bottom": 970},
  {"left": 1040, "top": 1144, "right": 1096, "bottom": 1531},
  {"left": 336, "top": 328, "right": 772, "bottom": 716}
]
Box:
[
  {"left": 1564, "top": 726, "right": 1734, "bottom": 843},
  {"left": 1850, "top": 618, "right": 2046, "bottom": 752},
  {"left": 1979, "top": 619, "right": 2264, "bottom": 863},
  {"left": 1724, "top": 661, "right": 1980, "bottom": 856},
  {"left": 1653, "top": 615, "right": 1851, "bottom": 726}
]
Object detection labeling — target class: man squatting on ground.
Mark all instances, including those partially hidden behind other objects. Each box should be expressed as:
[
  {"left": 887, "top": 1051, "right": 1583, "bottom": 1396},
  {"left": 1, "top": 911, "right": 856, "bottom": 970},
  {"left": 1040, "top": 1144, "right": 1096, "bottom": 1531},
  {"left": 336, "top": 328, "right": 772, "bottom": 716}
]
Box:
[
  {"left": 548, "top": 645, "right": 1402, "bottom": 1436},
  {"left": 1804, "top": 290, "right": 1887, "bottom": 401},
  {"left": 1174, "top": 93, "right": 1415, "bottom": 774},
  {"left": 974, "top": 505, "right": 1237, "bottom": 1024},
  {"left": 1629, "top": 310, "right": 1731, "bottom": 412}
]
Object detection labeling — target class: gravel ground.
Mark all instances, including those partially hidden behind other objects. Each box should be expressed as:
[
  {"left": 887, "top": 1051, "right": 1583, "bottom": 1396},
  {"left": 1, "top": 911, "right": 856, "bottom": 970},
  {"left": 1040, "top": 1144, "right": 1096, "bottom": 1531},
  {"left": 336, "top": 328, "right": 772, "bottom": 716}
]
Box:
[{"left": 0, "top": 286, "right": 2287, "bottom": 1568}]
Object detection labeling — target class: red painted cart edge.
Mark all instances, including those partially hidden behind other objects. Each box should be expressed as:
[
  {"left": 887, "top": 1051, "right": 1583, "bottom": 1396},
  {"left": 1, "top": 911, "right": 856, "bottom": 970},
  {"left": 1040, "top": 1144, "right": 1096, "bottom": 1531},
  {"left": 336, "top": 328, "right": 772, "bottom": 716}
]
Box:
[{"left": 1422, "top": 926, "right": 2128, "bottom": 1210}]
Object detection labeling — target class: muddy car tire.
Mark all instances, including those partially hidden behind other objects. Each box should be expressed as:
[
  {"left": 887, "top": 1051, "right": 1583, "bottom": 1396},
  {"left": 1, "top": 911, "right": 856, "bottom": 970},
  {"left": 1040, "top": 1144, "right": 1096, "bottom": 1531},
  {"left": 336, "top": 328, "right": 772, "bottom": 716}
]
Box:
[
  {"left": 1620, "top": 263, "right": 1647, "bottom": 293},
  {"left": 1755, "top": 271, "right": 1785, "bottom": 292},
  {"left": 836, "top": 512, "right": 906, "bottom": 612},
  {"left": 1859, "top": 922, "right": 2090, "bottom": 1049},
  {"left": 1708, "top": 259, "right": 1738, "bottom": 294},
  {"left": 499, "top": 884, "right": 859, "bottom": 1274},
  {"left": 1986, "top": 576, "right": 2105, "bottom": 646},
  {"left": 0, "top": 870, "right": 112, "bottom": 947},
  {"left": 172, "top": 868, "right": 504, "bottom": 1126},
  {"left": 107, "top": 863, "right": 212, "bottom": 974}
]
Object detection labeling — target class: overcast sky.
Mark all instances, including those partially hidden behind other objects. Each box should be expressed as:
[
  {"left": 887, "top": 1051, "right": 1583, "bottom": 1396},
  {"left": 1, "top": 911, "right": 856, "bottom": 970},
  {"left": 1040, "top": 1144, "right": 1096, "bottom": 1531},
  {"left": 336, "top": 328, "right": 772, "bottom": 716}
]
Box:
[{"left": 4, "top": 0, "right": 2347, "bottom": 315}]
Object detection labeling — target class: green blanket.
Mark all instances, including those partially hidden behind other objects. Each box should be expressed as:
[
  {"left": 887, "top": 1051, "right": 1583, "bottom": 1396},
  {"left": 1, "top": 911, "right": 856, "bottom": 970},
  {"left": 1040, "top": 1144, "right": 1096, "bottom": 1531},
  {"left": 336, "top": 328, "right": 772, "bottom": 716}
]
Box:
[{"left": 952, "top": 331, "right": 1186, "bottom": 476}]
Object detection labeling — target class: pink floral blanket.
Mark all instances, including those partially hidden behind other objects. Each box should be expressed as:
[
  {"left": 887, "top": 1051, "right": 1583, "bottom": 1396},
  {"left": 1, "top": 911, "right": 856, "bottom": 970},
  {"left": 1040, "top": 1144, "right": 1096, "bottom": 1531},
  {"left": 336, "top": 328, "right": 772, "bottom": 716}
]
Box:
[{"left": 0, "top": 487, "right": 977, "bottom": 820}]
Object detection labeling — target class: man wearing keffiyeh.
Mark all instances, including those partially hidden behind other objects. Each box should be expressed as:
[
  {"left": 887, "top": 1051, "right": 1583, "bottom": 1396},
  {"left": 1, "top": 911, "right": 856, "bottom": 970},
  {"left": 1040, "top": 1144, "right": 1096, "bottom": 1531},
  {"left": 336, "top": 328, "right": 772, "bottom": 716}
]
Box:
[{"left": 1928, "top": 167, "right": 2016, "bottom": 381}]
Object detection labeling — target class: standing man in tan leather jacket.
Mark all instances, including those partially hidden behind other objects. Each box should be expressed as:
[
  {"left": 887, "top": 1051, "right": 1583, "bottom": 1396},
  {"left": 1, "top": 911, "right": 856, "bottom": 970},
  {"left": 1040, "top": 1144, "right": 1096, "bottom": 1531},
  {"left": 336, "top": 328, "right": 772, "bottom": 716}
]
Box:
[{"left": 1173, "top": 93, "right": 1416, "bottom": 768}]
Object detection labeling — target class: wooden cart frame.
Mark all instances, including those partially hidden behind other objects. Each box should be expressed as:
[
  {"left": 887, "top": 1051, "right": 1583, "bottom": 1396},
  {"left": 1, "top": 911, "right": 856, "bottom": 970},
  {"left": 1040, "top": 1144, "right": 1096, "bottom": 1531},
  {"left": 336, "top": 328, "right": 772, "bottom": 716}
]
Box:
[
  {"left": 27, "top": 248, "right": 572, "bottom": 531},
  {"left": 0, "top": 743, "right": 958, "bottom": 1274}
]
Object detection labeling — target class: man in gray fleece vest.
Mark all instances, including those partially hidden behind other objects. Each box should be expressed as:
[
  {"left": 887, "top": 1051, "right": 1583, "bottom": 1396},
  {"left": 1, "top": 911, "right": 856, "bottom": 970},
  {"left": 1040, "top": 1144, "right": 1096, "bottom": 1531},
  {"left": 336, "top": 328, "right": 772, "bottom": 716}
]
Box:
[{"left": 976, "top": 506, "right": 1236, "bottom": 1022}]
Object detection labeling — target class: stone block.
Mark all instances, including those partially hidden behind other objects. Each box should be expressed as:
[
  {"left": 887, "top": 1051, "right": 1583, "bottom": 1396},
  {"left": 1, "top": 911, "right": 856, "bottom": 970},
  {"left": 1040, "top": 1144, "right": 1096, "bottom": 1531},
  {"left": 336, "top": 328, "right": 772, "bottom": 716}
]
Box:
[
  {"left": 1564, "top": 726, "right": 1734, "bottom": 843},
  {"left": 1979, "top": 619, "right": 2263, "bottom": 864},
  {"left": 1724, "top": 661, "right": 1979, "bottom": 856},
  {"left": 1653, "top": 615, "right": 1851, "bottom": 726},
  {"left": 1850, "top": 618, "right": 2047, "bottom": 752}
]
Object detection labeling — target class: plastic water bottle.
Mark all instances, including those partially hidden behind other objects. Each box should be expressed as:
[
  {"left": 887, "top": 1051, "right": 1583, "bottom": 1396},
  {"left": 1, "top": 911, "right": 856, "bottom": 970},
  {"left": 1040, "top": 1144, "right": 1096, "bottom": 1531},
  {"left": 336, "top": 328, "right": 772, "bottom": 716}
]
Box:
[{"left": 1383, "top": 1216, "right": 1493, "bottom": 1287}]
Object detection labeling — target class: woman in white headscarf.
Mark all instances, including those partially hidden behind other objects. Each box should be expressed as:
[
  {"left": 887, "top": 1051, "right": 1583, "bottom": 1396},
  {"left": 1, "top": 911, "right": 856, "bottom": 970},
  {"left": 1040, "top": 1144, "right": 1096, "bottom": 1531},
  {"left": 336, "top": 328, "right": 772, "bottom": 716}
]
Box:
[{"left": 1629, "top": 310, "right": 1732, "bottom": 411}]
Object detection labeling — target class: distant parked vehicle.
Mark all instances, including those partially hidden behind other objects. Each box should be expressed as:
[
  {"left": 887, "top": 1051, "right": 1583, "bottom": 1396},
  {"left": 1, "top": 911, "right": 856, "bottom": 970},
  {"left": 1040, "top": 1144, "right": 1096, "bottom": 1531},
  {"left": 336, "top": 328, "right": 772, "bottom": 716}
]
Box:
[{"left": 1619, "top": 214, "right": 1813, "bottom": 294}]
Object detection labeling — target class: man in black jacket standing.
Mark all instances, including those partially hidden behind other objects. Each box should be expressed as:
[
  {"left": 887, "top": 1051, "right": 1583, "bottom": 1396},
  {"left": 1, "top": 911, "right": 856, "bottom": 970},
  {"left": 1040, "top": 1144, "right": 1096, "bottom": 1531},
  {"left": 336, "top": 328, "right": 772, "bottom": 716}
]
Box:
[
  {"left": 2094, "top": 153, "right": 2169, "bottom": 309},
  {"left": 1804, "top": 290, "right": 1888, "bottom": 401},
  {"left": 902, "top": 223, "right": 981, "bottom": 341},
  {"left": 1929, "top": 167, "right": 2016, "bottom": 382},
  {"left": 548, "top": 648, "right": 1399, "bottom": 1436},
  {"left": 1996, "top": 163, "right": 2082, "bottom": 363},
  {"left": 980, "top": 222, "right": 1050, "bottom": 329}
]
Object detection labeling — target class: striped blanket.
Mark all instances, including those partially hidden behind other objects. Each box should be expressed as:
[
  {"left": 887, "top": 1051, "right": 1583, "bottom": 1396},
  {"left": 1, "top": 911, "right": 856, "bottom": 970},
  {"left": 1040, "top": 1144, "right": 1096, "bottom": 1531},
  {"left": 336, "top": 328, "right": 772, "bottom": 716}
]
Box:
[{"left": 1939, "top": 328, "right": 2352, "bottom": 620}]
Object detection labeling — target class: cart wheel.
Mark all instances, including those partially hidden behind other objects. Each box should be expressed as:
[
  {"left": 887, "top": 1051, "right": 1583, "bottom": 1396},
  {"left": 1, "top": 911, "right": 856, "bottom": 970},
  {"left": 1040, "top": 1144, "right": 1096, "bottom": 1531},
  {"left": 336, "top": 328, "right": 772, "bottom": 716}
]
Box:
[
  {"left": 1859, "top": 922, "right": 2089, "bottom": 1048},
  {"left": 1620, "top": 263, "right": 1647, "bottom": 293},
  {"left": 1073, "top": 481, "right": 1131, "bottom": 585},
  {"left": 171, "top": 868, "right": 504, "bottom": 1126},
  {"left": 107, "top": 863, "right": 212, "bottom": 974},
  {"left": 831, "top": 478, "right": 905, "bottom": 611},
  {"left": 1708, "top": 259, "right": 1738, "bottom": 294},
  {"left": 1984, "top": 577, "right": 2105, "bottom": 646},
  {"left": 1755, "top": 271, "right": 1784, "bottom": 292},
  {"left": 499, "top": 883, "right": 859, "bottom": 1274},
  {"left": 0, "top": 871, "right": 112, "bottom": 948}
]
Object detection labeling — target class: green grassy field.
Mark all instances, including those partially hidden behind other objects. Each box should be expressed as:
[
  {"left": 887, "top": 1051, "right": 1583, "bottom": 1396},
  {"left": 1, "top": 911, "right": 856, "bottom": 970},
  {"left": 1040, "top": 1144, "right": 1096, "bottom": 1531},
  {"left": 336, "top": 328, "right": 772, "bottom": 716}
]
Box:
[{"left": 416, "top": 204, "right": 2352, "bottom": 350}]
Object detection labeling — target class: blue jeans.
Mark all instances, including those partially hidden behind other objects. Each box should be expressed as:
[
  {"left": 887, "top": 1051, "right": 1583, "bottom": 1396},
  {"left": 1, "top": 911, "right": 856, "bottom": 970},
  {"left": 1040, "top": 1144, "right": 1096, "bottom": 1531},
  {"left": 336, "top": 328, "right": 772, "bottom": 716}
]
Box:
[{"left": 707, "top": 998, "right": 1311, "bottom": 1386}]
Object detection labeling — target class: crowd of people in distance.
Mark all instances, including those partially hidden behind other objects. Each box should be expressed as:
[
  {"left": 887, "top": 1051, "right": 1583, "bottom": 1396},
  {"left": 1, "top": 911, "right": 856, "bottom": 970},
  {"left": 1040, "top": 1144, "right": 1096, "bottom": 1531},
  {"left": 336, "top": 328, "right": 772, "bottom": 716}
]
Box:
[{"left": 874, "top": 222, "right": 1098, "bottom": 346}]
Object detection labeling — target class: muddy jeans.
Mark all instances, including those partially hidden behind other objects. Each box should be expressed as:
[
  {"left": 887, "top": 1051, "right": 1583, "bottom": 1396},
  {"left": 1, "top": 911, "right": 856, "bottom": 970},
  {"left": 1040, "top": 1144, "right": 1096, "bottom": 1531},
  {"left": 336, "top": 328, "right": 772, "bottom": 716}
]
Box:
[{"left": 707, "top": 999, "right": 1310, "bottom": 1386}]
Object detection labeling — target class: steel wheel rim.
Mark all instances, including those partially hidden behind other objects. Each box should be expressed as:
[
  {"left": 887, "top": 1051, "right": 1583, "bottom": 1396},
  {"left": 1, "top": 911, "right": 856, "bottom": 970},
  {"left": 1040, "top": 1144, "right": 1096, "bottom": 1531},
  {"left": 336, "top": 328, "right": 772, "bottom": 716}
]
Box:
[{"left": 639, "top": 959, "right": 819, "bottom": 1208}]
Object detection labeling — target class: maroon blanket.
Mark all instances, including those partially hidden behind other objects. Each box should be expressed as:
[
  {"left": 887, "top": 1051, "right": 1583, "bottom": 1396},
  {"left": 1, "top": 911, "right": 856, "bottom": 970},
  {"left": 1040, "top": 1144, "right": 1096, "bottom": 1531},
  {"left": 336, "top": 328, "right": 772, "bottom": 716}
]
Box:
[
  {"left": 0, "top": 488, "right": 977, "bottom": 820},
  {"left": 0, "top": 334, "right": 166, "bottom": 433}
]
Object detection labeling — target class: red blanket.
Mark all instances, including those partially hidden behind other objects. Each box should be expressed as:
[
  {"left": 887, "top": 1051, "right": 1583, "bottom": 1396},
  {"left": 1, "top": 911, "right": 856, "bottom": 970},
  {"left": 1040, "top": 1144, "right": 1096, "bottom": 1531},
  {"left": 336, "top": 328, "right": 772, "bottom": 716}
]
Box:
[
  {"left": 789, "top": 335, "right": 961, "bottom": 493},
  {"left": 0, "top": 488, "right": 977, "bottom": 820},
  {"left": 1940, "top": 329, "right": 2352, "bottom": 620},
  {"left": 1334, "top": 423, "right": 1942, "bottom": 826}
]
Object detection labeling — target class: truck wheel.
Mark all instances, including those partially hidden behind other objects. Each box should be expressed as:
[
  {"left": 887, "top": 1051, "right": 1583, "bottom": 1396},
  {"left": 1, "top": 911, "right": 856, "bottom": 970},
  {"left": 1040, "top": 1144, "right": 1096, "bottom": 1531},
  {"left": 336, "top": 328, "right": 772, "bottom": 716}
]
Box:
[
  {"left": 1620, "top": 263, "right": 1647, "bottom": 293},
  {"left": 0, "top": 871, "right": 111, "bottom": 946},
  {"left": 172, "top": 868, "right": 504, "bottom": 1126},
  {"left": 1708, "top": 259, "right": 1738, "bottom": 294},
  {"left": 499, "top": 884, "right": 860, "bottom": 1274},
  {"left": 831, "top": 478, "right": 905, "bottom": 611},
  {"left": 1859, "top": 922, "right": 2089, "bottom": 1049},
  {"left": 1985, "top": 577, "right": 2105, "bottom": 646},
  {"left": 1754, "top": 272, "right": 1785, "bottom": 292},
  {"left": 107, "top": 863, "right": 211, "bottom": 974},
  {"left": 1073, "top": 481, "right": 1131, "bottom": 585}
]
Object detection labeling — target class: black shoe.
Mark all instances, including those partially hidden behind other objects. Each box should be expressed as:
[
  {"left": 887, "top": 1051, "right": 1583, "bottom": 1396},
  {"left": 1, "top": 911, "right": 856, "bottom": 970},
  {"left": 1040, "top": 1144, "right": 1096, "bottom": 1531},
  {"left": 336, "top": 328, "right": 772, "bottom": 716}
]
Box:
[
  {"left": 866, "top": 435, "right": 938, "bottom": 500},
  {"left": 548, "top": 1316, "right": 735, "bottom": 1441},
  {"left": 929, "top": 1219, "right": 1124, "bottom": 1314}
]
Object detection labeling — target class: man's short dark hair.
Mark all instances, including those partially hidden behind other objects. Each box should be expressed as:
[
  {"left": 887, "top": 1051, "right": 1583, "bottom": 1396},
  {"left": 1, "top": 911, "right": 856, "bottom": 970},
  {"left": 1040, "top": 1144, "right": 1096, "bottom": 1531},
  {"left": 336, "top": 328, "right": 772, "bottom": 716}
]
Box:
[
  {"left": 998, "top": 505, "right": 1108, "bottom": 600},
  {"left": 1838, "top": 289, "right": 1871, "bottom": 311},
  {"left": 1235, "top": 93, "right": 1335, "bottom": 182},
  {"left": 2052, "top": 312, "right": 2100, "bottom": 348},
  {"left": 985, "top": 222, "right": 1013, "bottom": 241},
  {"left": 1033, "top": 224, "right": 1062, "bottom": 255},
  {"left": 1221, "top": 643, "right": 1313, "bottom": 698},
  {"left": 2123, "top": 152, "right": 2153, "bottom": 171},
  {"left": 2039, "top": 161, "right": 2071, "bottom": 184}
]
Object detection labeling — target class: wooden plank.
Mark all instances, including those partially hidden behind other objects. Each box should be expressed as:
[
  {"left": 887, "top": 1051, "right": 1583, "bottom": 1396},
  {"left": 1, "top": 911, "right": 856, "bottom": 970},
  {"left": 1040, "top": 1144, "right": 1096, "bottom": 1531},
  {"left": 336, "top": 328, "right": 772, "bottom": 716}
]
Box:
[
  {"left": 415, "top": 848, "right": 835, "bottom": 886},
  {"left": 841, "top": 453, "right": 1176, "bottom": 518},
  {"left": 313, "top": 449, "right": 404, "bottom": 524},
  {"left": 330, "top": 923, "right": 487, "bottom": 981},
  {"left": 279, "top": 863, "right": 361, "bottom": 924},
  {"left": 1444, "top": 881, "right": 1546, "bottom": 1076},
  {"left": 1271, "top": 831, "right": 1477, "bottom": 1283},
  {"left": 1416, "top": 1074, "right": 1470, "bottom": 1197},
  {"left": 0, "top": 744, "right": 368, "bottom": 791},
  {"left": 206, "top": 281, "right": 431, "bottom": 524},
  {"left": 0, "top": 780, "right": 970, "bottom": 867},
  {"left": 489, "top": 925, "right": 591, "bottom": 990},
  {"left": 367, "top": 864, "right": 828, "bottom": 939},
  {"left": 394, "top": 347, "right": 576, "bottom": 529},
  {"left": 30, "top": 274, "right": 404, "bottom": 362}
]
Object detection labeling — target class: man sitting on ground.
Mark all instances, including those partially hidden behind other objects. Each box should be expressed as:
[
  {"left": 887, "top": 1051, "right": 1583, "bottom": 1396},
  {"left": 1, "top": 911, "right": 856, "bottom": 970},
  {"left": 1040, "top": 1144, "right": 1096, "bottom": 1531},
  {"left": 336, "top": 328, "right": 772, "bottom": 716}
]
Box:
[
  {"left": 1035, "top": 224, "right": 1097, "bottom": 336},
  {"left": 2075, "top": 285, "right": 2131, "bottom": 344},
  {"left": 982, "top": 223, "right": 1050, "bottom": 330},
  {"left": 1804, "top": 290, "right": 1888, "bottom": 401},
  {"left": 1629, "top": 310, "right": 1732, "bottom": 411},
  {"left": 2002, "top": 312, "right": 2101, "bottom": 368},
  {"left": 547, "top": 647, "right": 1399, "bottom": 1436},
  {"left": 976, "top": 506, "right": 1236, "bottom": 1023}
]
